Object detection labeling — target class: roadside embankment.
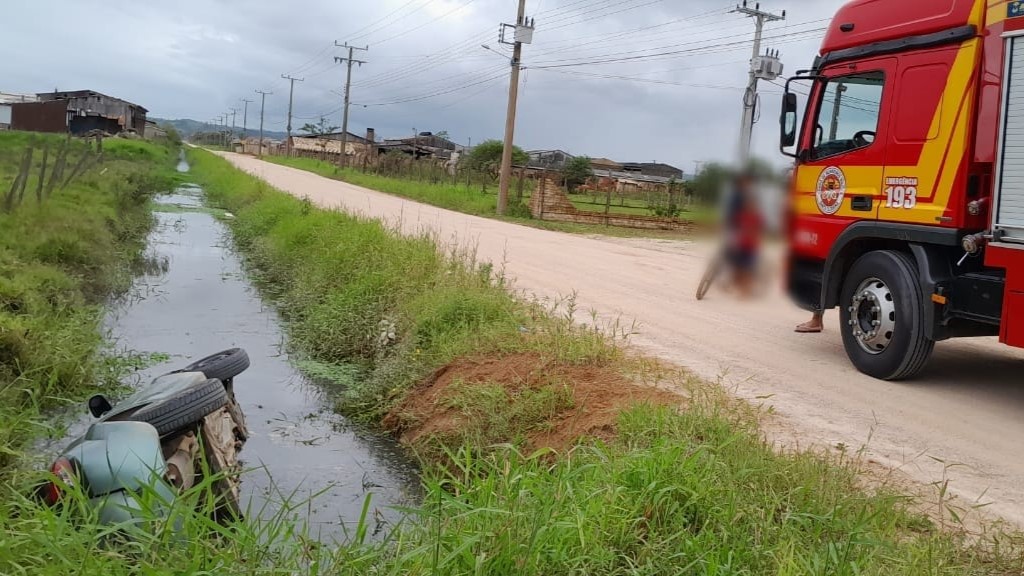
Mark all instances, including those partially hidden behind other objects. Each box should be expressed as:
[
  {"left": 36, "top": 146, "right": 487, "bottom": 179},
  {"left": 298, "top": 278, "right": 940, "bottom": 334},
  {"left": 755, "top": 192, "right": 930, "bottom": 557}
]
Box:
[
  {"left": 0, "top": 133, "right": 177, "bottom": 472},
  {"left": 186, "top": 148, "right": 1022, "bottom": 574}
]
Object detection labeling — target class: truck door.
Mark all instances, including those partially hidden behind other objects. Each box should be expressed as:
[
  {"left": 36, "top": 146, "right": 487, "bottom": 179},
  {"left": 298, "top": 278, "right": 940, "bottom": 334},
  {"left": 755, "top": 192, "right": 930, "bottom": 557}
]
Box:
[{"left": 791, "top": 57, "right": 895, "bottom": 260}]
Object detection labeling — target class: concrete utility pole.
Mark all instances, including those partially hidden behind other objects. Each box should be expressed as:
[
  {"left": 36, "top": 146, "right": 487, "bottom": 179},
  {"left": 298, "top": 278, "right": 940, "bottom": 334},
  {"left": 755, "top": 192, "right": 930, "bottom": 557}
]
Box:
[
  {"left": 733, "top": 0, "right": 785, "bottom": 162},
  {"left": 334, "top": 42, "right": 368, "bottom": 168},
  {"left": 255, "top": 89, "right": 272, "bottom": 158},
  {"left": 496, "top": 0, "right": 535, "bottom": 215},
  {"left": 241, "top": 98, "right": 253, "bottom": 139},
  {"left": 229, "top": 107, "right": 238, "bottom": 143},
  {"left": 281, "top": 75, "right": 304, "bottom": 157}
]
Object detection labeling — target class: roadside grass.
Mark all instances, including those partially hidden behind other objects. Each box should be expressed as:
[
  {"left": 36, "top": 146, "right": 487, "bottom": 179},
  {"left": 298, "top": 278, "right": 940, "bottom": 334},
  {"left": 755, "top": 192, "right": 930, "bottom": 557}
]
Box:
[
  {"left": 264, "top": 155, "right": 700, "bottom": 239},
  {"left": 0, "top": 133, "right": 178, "bottom": 472},
  {"left": 267, "top": 155, "right": 515, "bottom": 217},
  {"left": 184, "top": 147, "right": 1024, "bottom": 574}
]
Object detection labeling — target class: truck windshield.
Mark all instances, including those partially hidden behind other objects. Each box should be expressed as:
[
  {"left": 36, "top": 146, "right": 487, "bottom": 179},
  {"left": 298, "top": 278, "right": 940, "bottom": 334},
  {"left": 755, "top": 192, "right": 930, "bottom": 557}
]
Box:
[{"left": 810, "top": 71, "right": 884, "bottom": 160}]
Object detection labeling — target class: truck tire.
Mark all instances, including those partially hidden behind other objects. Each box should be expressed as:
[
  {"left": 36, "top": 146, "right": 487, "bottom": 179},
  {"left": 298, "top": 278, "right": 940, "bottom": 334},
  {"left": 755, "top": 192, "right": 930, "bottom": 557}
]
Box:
[
  {"left": 180, "top": 348, "right": 250, "bottom": 383},
  {"left": 839, "top": 250, "right": 934, "bottom": 380},
  {"left": 129, "top": 379, "right": 228, "bottom": 437}
]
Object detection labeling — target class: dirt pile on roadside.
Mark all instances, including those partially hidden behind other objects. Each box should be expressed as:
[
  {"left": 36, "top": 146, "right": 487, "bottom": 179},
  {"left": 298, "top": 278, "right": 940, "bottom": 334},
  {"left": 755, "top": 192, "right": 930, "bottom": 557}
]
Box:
[{"left": 383, "top": 353, "right": 682, "bottom": 453}]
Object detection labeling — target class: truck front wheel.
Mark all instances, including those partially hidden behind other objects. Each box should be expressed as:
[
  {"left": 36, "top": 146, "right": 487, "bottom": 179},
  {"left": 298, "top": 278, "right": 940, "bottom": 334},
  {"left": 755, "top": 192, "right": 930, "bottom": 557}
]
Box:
[{"left": 839, "top": 250, "right": 934, "bottom": 380}]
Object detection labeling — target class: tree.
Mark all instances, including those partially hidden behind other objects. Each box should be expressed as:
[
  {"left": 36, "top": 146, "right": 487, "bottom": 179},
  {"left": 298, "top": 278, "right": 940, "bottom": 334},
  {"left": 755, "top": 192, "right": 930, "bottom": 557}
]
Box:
[
  {"left": 161, "top": 124, "right": 182, "bottom": 146},
  {"left": 688, "top": 162, "right": 731, "bottom": 205},
  {"left": 300, "top": 117, "right": 339, "bottom": 159},
  {"left": 462, "top": 139, "right": 528, "bottom": 181},
  {"left": 562, "top": 156, "right": 593, "bottom": 192}
]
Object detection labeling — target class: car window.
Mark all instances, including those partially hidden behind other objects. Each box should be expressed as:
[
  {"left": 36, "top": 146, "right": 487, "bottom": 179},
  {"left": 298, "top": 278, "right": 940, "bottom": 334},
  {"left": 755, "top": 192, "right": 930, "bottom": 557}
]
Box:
[{"left": 810, "top": 71, "right": 884, "bottom": 160}]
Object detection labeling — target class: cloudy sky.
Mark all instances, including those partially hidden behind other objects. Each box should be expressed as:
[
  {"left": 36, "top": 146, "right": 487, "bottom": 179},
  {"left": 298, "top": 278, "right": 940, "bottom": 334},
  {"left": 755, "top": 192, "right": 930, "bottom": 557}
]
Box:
[{"left": 3, "top": 0, "right": 848, "bottom": 171}]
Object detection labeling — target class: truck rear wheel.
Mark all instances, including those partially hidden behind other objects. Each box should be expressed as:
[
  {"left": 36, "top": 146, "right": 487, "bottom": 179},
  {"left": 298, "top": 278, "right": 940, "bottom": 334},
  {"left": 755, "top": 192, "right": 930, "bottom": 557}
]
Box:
[{"left": 839, "top": 250, "right": 934, "bottom": 380}]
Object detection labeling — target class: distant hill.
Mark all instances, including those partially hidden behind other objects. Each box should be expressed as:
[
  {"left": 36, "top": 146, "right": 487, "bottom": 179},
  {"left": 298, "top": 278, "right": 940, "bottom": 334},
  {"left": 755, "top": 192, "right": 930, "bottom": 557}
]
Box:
[{"left": 151, "top": 117, "right": 289, "bottom": 141}]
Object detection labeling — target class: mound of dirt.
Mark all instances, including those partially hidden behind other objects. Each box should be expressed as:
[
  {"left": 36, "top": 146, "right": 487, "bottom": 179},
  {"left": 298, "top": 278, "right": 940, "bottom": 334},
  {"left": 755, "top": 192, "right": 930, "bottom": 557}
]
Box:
[{"left": 383, "top": 353, "right": 682, "bottom": 454}]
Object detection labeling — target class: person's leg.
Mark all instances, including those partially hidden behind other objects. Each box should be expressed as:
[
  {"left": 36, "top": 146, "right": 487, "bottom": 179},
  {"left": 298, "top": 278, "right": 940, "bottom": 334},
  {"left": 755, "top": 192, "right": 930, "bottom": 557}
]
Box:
[{"left": 796, "top": 310, "right": 824, "bottom": 333}]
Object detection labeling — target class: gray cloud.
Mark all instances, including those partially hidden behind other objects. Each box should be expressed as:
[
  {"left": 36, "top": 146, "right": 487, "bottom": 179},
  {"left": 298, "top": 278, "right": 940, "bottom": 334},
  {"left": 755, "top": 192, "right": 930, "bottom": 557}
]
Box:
[{"left": 2, "top": 0, "right": 846, "bottom": 171}]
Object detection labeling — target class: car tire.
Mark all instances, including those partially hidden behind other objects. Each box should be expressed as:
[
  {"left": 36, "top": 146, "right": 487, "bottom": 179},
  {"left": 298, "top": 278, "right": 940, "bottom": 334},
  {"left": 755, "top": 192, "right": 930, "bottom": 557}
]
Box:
[
  {"left": 839, "top": 250, "right": 934, "bottom": 380},
  {"left": 129, "top": 378, "right": 228, "bottom": 437},
  {"left": 180, "top": 348, "right": 250, "bottom": 383}
]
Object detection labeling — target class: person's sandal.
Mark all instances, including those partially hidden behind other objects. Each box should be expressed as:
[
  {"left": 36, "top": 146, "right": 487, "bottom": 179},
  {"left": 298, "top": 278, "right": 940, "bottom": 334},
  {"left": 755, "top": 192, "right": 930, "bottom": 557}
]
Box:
[{"left": 795, "top": 322, "right": 823, "bottom": 333}]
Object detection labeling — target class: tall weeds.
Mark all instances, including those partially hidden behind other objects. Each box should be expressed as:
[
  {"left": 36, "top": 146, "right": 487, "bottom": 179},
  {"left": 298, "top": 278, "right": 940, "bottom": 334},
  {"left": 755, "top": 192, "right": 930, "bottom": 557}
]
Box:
[{"left": 0, "top": 134, "right": 177, "bottom": 471}]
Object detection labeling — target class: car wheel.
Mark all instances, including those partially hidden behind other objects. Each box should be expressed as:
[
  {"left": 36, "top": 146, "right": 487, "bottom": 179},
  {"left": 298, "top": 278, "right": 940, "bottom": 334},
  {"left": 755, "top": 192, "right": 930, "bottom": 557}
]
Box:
[
  {"left": 839, "top": 250, "right": 934, "bottom": 380},
  {"left": 129, "top": 378, "right": 228, "bottom": 437},
  {"left": 180, "top": 348, "right": 250, "bottom": 382}
]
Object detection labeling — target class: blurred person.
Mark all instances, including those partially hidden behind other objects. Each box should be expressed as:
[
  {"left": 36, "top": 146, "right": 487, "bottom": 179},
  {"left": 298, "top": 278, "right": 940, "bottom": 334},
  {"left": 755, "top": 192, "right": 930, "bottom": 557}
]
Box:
[{"left": 724, "top": 171, "right": 764, "bottom": 298}]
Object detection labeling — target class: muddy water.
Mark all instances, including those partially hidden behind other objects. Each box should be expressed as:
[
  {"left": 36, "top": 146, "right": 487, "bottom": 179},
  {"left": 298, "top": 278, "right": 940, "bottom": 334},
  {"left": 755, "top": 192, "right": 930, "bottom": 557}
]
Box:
[{"left": 93, "top": 168, "right": 420, "bottom": 540}]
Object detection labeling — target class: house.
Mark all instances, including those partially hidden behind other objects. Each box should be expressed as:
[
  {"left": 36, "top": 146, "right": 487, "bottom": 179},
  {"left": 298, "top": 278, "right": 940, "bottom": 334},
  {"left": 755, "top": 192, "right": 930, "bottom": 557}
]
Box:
[
  {"left": 11, "top": 90, "right": 148, "bottom": 136},
  {"left": 289, "top": 128, "right": 374, "bottom": 158},
  {"left": 622, "top": 162, "right": 684, "bottom": 180},
  {"left": 527, "top": 149, "right": 574, "bottom": 170},
  {"left": 144, "top": 120, "right": 167, "bottom": 141},
  {"left": 589, "top": 157, "right": 622, "bottom": 172},
  {"left": 379, "top": 132, "right": 460, "bottom": 159},
  {"left": 240, "top": 137, "right": 280, "bottom": 156},
  {"left": 0, "top": 92, "right": 37, "bottom": 131},
  {"left": 592, "top": 169, "right": 677, "bottom": 192}
]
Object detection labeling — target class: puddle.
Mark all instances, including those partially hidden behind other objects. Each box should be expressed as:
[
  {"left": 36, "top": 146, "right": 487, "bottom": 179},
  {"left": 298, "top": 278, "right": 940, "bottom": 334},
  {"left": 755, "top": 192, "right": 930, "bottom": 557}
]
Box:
[
  {"left": 43, "top": 158, "right": 421, "bottom": 542},
  {"left": 176, "top": 150, "right": 190, "bottom": 173}
]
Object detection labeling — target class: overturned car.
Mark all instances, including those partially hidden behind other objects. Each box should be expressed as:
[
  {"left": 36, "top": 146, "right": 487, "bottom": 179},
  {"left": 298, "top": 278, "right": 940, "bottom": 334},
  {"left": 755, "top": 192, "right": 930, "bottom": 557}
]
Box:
[{"left": 42, "top": 349, "right": 250, "bottom": 523}]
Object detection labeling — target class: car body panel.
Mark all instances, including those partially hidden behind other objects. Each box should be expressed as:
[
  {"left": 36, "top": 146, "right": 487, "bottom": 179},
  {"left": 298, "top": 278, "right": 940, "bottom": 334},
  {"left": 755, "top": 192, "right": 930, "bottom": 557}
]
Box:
[{"left": 64, "top": 421, "right": 170, "bottom": 498}]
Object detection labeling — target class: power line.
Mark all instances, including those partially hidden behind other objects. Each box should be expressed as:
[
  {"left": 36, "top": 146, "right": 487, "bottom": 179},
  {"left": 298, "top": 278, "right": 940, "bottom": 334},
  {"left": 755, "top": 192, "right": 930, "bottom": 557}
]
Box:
[
  {"left": 373, "top": 0, "right": 482, "bottom": 46},
  {"left": 352, "top": 29, "right": 494, "bottom": 89},
  {"left": 350, "top": 0, "right": 437, "bottom": 43},
  {"left": 530, "top": 25, "right": 825, "bottom": 67},
  {"left": 345, "top": 0, "right": 421, "bottom": 41},
  {"left": 353, "top": 71, "right": 509, "bottom": 107},
  {"left": 543, "top": 0, "right": 668, "bottom": 32},
  {"left": 533, "top": 67, "right": 743, "bottom": 91}
]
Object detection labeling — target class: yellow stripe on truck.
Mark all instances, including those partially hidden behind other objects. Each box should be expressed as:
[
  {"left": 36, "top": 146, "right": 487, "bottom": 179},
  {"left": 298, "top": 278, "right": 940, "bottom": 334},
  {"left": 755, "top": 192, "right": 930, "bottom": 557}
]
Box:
[{"left": 879, "top": 38, "right": 979, "bottom": 225}]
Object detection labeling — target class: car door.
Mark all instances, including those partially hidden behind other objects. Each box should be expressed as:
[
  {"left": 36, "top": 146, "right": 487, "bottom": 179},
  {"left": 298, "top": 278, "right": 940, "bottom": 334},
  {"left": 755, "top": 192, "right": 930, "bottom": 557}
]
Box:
[{"left": 791, "top": 57, "right": 895, "bottom": 260}]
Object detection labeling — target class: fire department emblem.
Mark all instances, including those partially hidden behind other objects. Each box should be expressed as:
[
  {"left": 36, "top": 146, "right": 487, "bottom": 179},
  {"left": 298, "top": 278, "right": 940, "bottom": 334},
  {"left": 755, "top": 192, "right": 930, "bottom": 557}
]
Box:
[{"left": 815, "top": 166, "right": 846, "bottom": 215}]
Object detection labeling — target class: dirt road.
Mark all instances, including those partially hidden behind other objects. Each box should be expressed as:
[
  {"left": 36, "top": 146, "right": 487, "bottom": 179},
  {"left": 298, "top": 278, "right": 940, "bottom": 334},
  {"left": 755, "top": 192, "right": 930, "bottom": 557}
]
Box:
[{"left": 219, "top": 152, "right": 1024, "bottom": 526}]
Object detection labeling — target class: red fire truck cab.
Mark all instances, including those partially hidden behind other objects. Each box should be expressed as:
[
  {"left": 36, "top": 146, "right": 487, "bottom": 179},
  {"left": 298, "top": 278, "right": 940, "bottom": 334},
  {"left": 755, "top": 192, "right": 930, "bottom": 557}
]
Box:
[{"left": 780, "top": 0, "right": 1024, "bottom": 379}]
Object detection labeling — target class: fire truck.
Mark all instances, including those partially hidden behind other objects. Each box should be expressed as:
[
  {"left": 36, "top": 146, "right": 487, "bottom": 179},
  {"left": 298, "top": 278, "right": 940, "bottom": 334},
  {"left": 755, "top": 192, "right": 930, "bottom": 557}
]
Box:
[{"left": 780, "top": 0, "right": 1024, "bottom": 379}]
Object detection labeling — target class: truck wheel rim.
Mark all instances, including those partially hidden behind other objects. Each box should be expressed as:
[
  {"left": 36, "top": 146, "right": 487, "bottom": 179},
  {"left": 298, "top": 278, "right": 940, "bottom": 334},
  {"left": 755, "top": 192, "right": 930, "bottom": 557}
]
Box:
[{"left": 849, "top": 277, "right": 896, "bottom": 355}]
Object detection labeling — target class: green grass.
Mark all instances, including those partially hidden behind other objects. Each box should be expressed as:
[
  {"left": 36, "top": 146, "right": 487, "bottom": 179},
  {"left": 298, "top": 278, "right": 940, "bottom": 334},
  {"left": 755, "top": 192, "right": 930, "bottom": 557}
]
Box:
[
  {"left": 262, "top": 155, "right": 703, "bottom": 239},
  {"left": 191, "top": 150, "right": 615, "bottom": 423},
  {"left": 0, "top": 132, "right": 178, "bottom": 471},
  {"left": 571, "top": 198, "right": 653, "bottom": 216},
  {"left": 267, "top": 155, "right": 521, "bottom": 217},
  {"left": 178, "top": 148, "right": 1024, "bottom": 574}
]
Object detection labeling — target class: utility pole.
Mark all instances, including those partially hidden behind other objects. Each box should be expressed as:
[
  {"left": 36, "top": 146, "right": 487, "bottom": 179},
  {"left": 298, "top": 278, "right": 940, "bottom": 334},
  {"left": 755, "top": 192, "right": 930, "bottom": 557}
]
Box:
[
  {"left": 828, "top": 83, "right": 847, "bottom": 142},
  {"left": 281, "top": 74, "right": 304, "bottom": 157},
  {"left": 229, "top": 107, "right": 238, "bottom": 144},
  {"left": 334, "top": 42, "right": 368, "bottom": 168},
  {"left": 241, "top": 98, "right": 253, "bottom": 140},
  {"left": 733, "top": 0, "right": 785, "bottom": 162},
  {"left": 255, "top": 89, "right": 272, "bottom": 158},
  {"left": 496, "top": 0, "right": 535, "bottom": 215}
]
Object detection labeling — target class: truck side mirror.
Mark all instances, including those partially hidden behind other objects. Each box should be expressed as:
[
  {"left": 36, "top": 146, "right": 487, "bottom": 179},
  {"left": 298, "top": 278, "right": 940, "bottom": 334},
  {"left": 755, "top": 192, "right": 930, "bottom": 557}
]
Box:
[
  {"left": 88, "top": 395, "right": 113, "bottom": 418},
  {"left": 780, "top": 92, "right": 799, "bottom": 149}
]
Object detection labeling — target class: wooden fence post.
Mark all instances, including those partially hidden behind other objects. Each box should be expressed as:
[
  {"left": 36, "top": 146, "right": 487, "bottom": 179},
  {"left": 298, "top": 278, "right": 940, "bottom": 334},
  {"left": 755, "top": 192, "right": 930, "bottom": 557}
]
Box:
[
  {"left": 604, "top": 184, "right": 613, "bottom": 226},
  {"left": 36, "top": 143, "right": 49, "bottom": 203}
]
